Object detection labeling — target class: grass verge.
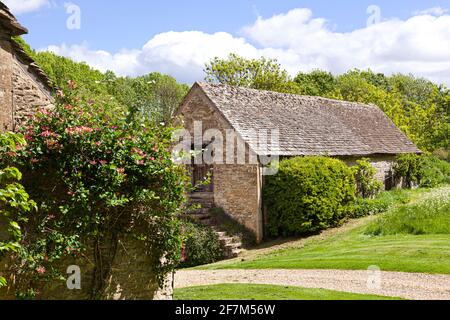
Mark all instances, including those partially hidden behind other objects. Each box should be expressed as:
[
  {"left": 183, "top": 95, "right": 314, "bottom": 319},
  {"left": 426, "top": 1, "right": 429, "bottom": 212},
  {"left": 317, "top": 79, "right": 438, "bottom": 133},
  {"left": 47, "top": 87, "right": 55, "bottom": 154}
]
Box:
[{"left": 174, "top": 284, "right": 402, "bottom": 300}]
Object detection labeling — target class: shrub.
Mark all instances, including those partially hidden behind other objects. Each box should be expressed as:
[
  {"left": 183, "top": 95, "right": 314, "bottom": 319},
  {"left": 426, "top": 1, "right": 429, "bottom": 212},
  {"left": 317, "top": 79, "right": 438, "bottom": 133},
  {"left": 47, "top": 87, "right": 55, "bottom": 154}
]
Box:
[
  {"left": 179, "top": 220, "right": 225, "bottom": 268},
  {"left": 347, "top": 188, "right": 412, "bottom": 219},
  {"left": 352, "top": 158, "right": 383, "bottom": 198},
  {"left": 1, "top": 83, "right": 189, "bottom": 298},
  {"left": 394, "top": 154, "right": 450, "bottom": 188},
  {"left": 394, "top": 154, "right": 424, "bottom": 188},
  {"left": 347, "top": 198, "right": 390, "bottom": 218},
  {"left": 0, "top": 133, "right": 37, "bottom": 288},
  {"left": 420, "top": 156, "right": 450, "bottom": 188},
  {"left": 264, "top": 156, "right": 356, "bottom": 237}
]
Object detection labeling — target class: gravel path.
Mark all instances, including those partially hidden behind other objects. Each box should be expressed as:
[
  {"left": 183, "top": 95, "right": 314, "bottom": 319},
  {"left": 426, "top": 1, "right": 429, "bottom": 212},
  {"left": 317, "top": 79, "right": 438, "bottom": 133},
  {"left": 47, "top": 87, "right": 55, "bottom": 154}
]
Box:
[{"left": 175, "top": 269, "right": 450, "bottom": 300}]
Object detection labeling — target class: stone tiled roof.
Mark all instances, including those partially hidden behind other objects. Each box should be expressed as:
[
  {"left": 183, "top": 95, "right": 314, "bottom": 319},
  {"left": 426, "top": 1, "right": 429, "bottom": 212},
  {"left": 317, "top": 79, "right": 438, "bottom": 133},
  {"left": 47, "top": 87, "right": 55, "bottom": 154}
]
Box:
[
  {"left": 0, "top": 2, "right": 28, "bottom": 36},
  {"left": 196, "top": 82, "right": 421, "bottom": 156}
]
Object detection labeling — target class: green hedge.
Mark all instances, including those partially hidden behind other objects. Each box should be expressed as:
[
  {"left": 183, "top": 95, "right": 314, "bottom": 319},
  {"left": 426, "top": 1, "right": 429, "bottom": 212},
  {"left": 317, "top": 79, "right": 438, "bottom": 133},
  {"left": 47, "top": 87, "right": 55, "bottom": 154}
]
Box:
[
  {"left": 264, "top": 156, "right": 356, "bottom": 237},
  {"left": 179, "top": 220, "right": 225, "bottom": 268}
]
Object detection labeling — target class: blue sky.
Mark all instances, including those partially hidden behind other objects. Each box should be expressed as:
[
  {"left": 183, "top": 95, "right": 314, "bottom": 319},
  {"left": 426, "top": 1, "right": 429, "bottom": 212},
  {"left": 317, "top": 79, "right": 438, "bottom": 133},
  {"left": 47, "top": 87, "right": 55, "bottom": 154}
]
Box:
[{"left": 4, "top": 0, "right": 450, "bottom": 84}]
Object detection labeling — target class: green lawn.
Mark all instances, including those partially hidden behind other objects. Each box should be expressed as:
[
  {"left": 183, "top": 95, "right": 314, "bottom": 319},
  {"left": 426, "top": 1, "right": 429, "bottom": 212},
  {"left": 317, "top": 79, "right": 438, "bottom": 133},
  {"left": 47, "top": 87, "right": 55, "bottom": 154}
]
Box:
[
  {"left": 174, "top": 284, "right": 401, "bottom": 300},
  {"left": 200, "top": 186, "right": 450, "bottom": 274}
]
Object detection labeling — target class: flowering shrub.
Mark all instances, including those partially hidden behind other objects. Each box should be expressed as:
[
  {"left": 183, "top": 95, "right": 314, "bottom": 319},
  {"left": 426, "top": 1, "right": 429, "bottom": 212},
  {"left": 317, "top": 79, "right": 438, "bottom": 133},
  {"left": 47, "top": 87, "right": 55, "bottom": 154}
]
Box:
[{"left": 1, "top": 83, "right": 189, "bottom": 298}]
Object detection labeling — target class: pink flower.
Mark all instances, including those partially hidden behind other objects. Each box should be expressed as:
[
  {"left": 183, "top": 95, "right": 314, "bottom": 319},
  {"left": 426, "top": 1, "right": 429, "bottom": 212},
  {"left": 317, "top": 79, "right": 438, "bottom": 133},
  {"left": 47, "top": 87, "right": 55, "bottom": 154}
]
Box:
[
  {"left": 36, "top": 266, "right": 46, "bottom": 275},
  {"left": 67, "top": 80, "right": 77, "bottom": 89},
  {"left": 180, "top": 244, "right": 187, "bottom": 262},
  {"left": 132, "top": 147, "right": 146, "bottom": 157},
  {"left": 40, "top": 108, "right": 51, "bottom": 116},
  {"left": 40, "top": 130, "right": 53, "bottom": 138},
  {"left": 99, "top": 160, "right": 108, "bottom": 165},
  {"left": 89, "top": 160, "right": 97, "bottom": 165},
  {"left": 117, "top": 168, "right": 125, "bottom": 174},
  {"left": 95, "top": 141, "right": 102, "bottom": 146},
  {"left": 148, "top": 156, "right": 155, "bottom": 161},
  {"left": 31, "top": 158, "right": 39, "bottom": 164},
  {"left": 136, "top": 160, "right": 145, "bottom": 165},
  {"left": 65, "top": 126, "right": 94, "bottom": 135}
]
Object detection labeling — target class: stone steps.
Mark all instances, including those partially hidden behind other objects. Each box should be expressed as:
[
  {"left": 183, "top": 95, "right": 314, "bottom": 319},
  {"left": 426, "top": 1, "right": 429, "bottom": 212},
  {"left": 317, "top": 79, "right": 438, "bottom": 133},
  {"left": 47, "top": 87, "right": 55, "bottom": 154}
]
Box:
[{"left": 185, "top": 192, "right": 244, "bottom": 259}]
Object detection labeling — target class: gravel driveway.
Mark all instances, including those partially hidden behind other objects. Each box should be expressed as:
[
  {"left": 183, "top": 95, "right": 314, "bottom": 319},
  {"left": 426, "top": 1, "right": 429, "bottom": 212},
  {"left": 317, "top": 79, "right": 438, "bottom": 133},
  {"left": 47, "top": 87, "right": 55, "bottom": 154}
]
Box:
[{"left": 175, "top": 269, "right": 450, "bottom": 300}]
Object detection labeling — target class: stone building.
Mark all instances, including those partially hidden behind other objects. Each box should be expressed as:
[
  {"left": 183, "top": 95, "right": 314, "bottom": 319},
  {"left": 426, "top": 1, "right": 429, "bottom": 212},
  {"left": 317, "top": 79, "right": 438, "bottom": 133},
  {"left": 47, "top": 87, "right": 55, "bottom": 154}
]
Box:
[
  {"left": 177, "top": 82, "right": 422, "bottom": 242},
  {"left": 0, "top": 2, "right": 53, "bottom": 132}
]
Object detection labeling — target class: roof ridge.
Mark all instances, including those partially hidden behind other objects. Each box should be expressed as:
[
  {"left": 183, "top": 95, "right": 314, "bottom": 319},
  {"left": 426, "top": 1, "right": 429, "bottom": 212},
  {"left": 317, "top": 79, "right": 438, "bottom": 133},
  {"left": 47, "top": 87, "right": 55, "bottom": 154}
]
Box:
[{"left": 196, "top": 82, "right": 378, "bottom": 109}]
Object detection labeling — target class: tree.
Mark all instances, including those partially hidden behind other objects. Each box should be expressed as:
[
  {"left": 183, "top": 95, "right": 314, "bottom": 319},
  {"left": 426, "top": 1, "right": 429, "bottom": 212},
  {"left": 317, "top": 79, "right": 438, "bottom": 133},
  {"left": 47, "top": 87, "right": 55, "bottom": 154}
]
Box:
[
  {"left": 204, "top": 53, "right": 301, "bottom": 93},
  {"left": 294, "top": 70, "right": 337, "bottom": 97},
  {"left": 14, "top": 37, "right": 189, "bottom": 124}
]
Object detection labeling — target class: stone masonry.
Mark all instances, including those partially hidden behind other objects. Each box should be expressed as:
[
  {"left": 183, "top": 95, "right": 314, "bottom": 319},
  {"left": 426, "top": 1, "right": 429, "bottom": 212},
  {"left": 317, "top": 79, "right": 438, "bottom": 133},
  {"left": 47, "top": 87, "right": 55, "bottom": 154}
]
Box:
[
  {"left": 0, "top": 24, "right": 52, "bottom": 131},
  {"left": 178, "top": 86, "right": 264, "bottom": 242},
  {"left": 0, "top": 36, "right": 13, "bottom": 131}
]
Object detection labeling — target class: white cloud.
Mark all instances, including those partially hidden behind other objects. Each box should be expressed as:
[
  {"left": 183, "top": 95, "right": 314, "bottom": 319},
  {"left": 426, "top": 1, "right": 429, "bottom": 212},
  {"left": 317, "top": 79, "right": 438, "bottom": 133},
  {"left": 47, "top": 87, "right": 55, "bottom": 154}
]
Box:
[
  {"left": 41, "top": 7, "right": 450, "bottom": 86},
  {"left": 3, "top": 0, "right": 50, "bottom": 15},
  {"left": 413, "top": 7, "right": 448, "bottom": 17}
]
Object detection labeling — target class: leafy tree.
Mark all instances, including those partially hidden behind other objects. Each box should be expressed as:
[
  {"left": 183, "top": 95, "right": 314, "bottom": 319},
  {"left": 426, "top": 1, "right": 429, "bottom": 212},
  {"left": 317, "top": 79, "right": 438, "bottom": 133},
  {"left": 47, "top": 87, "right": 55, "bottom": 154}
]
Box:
[
  {"left": 294, "top": 70, "right": 337, "bottom": 96},
  {"left": 14, "top": 37, "right": 189, "bottom": 124},
  {"left": 205, "top": 53, "right": 301, "bottom": 93},
  {"left": 109, "top": 73, "right": 189, "bottom": 124}
]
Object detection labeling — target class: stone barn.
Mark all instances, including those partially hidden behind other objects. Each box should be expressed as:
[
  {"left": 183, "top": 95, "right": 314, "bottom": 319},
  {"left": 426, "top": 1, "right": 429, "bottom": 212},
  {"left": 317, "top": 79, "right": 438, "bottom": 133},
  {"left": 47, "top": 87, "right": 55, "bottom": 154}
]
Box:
[
  {"left": 176, "top": 82, "right": 421, "bottom": 243},
  {"left": 0, "top": 2, "right": 53, "bottom": 131}
]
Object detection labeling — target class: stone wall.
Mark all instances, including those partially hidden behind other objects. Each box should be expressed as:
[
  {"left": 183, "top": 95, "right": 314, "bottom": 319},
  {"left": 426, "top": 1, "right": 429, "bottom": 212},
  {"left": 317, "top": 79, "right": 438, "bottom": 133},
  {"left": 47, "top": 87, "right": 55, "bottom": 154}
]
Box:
[
  {"left": 11, "top": 58, "right": 52, "bottom": 129},
  {"left": 178, "top": 87, "right": 263, "bottom": 242},
  {"left": 339, "top": 154, "right": 397, "bottom": 189},
  {"left": 0, "top": 35, "right": 52, "bottom": 132},
  {"left": 214, "top": 164, "right": 263, "bottom": 241},
  {"left": 0, "top": 231, "right": 173, "bottom": 300},
  {"left": 0, "top": 37, "right": 13, "bottom": 131}
]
